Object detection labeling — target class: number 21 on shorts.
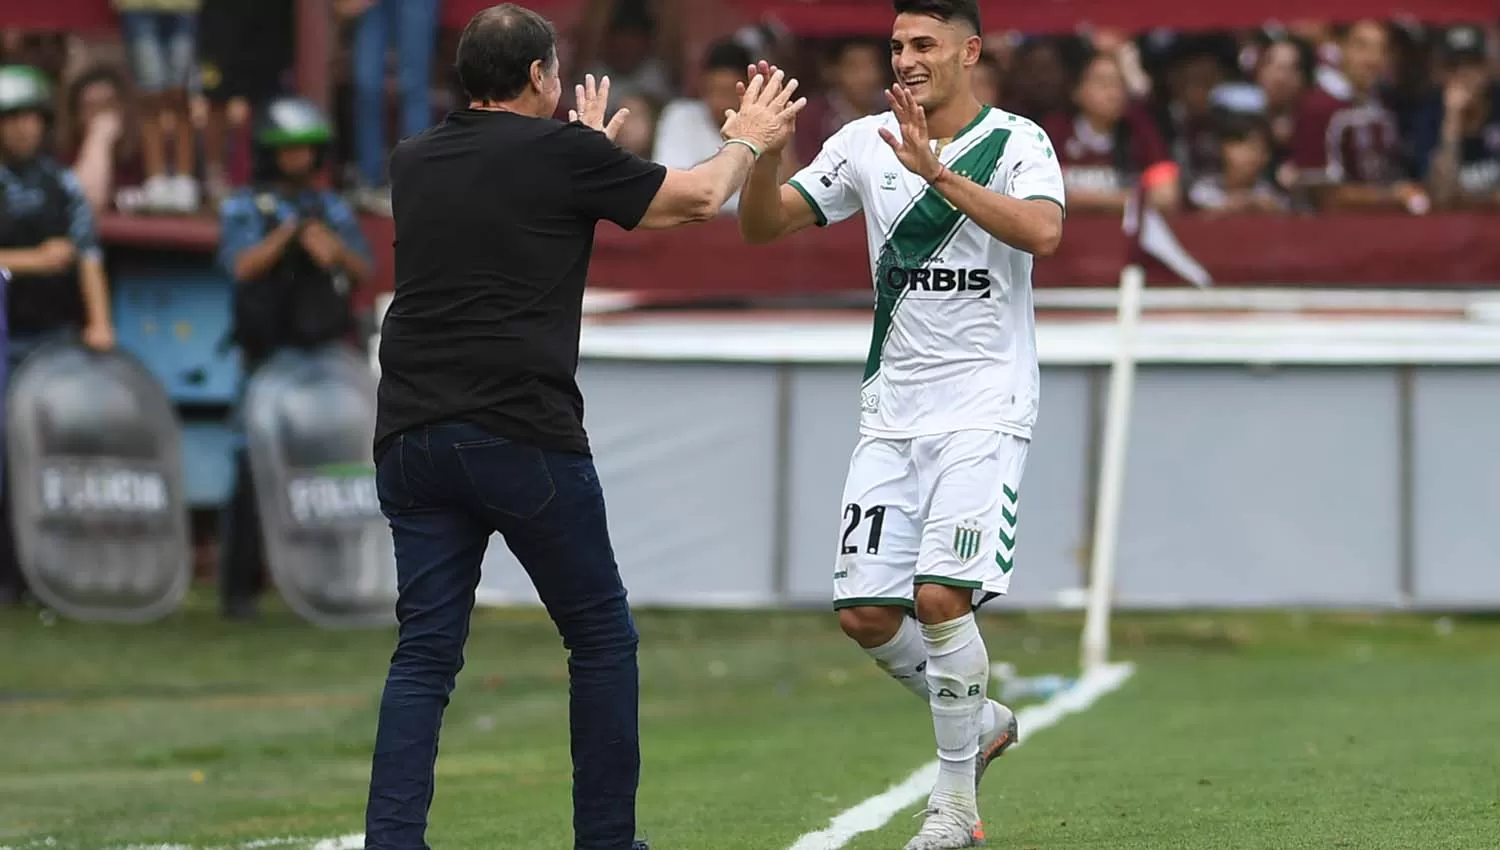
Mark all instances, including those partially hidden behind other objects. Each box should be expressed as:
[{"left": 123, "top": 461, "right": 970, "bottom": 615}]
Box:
[{"left": 841, "top": 502, "right": 887, "bottom": 554}]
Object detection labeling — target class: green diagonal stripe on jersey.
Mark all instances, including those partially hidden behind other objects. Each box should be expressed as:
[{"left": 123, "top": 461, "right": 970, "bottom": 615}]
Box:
[{"left": 863, "top": 126, "right": 1013, "bottom": 383}]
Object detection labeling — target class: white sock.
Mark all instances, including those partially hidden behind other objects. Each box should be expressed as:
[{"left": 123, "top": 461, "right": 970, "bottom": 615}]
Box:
[
  {"left": 922, "top": 614, "right": 990, "bottom": 805},
  {"left": 864, "top": 615, "right": 930, "bottom": 700},
  {"left": 866, "top": 616, "right": 1002, "bottom": 741}
]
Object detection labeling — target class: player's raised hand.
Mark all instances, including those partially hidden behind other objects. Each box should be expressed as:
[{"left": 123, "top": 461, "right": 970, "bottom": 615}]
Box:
[
  {"left": 735, "top": 61, "right": 777, "bottom": 99},
  {"left": 721, "top": 66, "right": 807, "bottom": 156},
  {"left": 879, "top": 84, "right": 944, "bottom": 183},
  {"left": 569, "top": 74, "right": 630, "bottom": 142}
]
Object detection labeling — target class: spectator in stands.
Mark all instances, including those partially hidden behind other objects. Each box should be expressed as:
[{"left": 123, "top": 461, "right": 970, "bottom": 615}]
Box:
[
  {"left": 794, "top": 39, "right": 886, "bottom": 165},
  {"left": 1043, "top": 52, "right": 1180, "bottom": 213},
  {"left": 1157, "top": 36, "right": 1234, "bottom": 186},
  {"left": 653, "top": 40, "right": 757, "bottom": 214},
  {"left": 1188, "top": 113, "right": 1288, "bottom": 213},
  {"left": 339, "top": 0, "right": 440, "bottom": 216},
  {"left": 215, "top": 97, "right": 372, "bottom": 619},
  {"left": 575, "top": 0, "right": 682, "bottom": 113},
  {"left": 1252, "top": 36, "right": 1313, "bottom": 162},
  {"left": 197, "top": 0, "right": 294, "bottom": 207},
  {"left": 1413, "top": 24, "right": 1500, "bottom": 210},
  {"left": 61, "top": 66, "right": 145, "bottom": 214},
  {"left": 972, "top": 50, "right": 1001, "bottom": 107},
  {"left": 1289, "top": 20, "right": 1429, "bottom": 213},
  {"left": 113, "top": 0, "right": 202, "bottom": 214},
  {"left": 1002, "top": 36, "right": 1069, "bottom": 121}
]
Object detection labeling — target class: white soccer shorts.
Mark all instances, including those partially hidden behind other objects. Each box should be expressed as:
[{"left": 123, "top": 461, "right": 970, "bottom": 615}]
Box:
[{"left": 832, "top": 429, "right": 1029, "bottom": 610}]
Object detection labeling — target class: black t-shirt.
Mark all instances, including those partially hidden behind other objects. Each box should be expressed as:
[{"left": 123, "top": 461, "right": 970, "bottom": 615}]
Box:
[{"left": 374, "top": 109, "right": 667, "bottom": 459}]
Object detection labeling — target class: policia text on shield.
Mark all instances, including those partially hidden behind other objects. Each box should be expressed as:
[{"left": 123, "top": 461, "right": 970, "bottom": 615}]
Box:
[
  {"left": 0, "top": 64, "right": 120, "bottom": 604},
  {"left": 215, "top": 97, "right": 373, "bottom": 620},
  {"left": 365, "top": 6, "right": 806, "bottom": 850}
]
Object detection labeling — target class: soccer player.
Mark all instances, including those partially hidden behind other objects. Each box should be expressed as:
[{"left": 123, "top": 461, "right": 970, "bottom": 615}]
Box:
[{"left": 736, "top": 1, "right": 1064, "bottom": 847}]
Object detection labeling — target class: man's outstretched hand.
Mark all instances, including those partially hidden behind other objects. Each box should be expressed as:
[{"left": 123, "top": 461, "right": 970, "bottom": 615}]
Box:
[
  {"left": 570, "top": 74, "right": 630, "bottom": 142},
  {"left": 727, "top": 61, "right": 805, "bottom": 154},
  {"left": 720, "top": 66, "right": 806, "bottom": 156}
]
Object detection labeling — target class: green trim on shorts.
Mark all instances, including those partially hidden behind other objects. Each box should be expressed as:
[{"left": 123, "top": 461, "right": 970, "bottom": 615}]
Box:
[
  {"left": 913, "top": 575, "right": 985, "bottom": 590},
  {"left": 833, "top": 596, "right": 915, "bottom": 611}
]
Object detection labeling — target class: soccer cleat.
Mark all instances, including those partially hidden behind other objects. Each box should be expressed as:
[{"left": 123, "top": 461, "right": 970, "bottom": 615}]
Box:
[
  {"left": 970, "top": 700, "right": 1019, "bottom": 845},
  {"left": 905, "top": 805, "right": 981, "bottom": 850},
  {"left": 631, "top": 842, "right": 649, "bottom": 850},
  {"left": 975, "top": 699, "right": 1019, "bottom": 792}
]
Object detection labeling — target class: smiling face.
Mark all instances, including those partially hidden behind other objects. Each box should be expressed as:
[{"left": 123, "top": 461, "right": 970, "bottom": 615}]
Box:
[{"left": 889, "top": 12, "right": 981, "bottom": 112}]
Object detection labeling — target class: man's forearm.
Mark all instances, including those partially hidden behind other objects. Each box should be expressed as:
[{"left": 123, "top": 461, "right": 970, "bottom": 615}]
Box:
[
  {"left": 337, "top": 243, "right": 373, "bottom": 284},
  {"left": 694, "top": 143, "right": 757, "bottom": 211},
  {"left": 78, "top": 257, "right": 111, "bottom": 328},
  {"left": 930, "top": 169, "right": 1063, "bottom": 256},
  {"left": 1322, "top": 184, "right": 1409, "bottom": 211},
  {"left": 233, "top": 224, "right": 298, "bottom": 282},
  {"left": 74, "top": 135, "right": 117, "bottom": 213},
  {"left": 0, "top": 248, "right": 50, "bottom": 275},
  {"left": 739, "top": 152, "right": 787, "bottom": 241},
  {"left": 1428, "top": 129, "right": 1463, "bottom": 208}
]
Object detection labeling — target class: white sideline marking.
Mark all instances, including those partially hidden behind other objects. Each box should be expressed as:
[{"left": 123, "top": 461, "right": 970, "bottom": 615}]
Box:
[
  {"left": 50, "top": 664, "right": 1127, "bottom": 850},
  {"left": 786, "top": 661, "right": 1136, "bottom": 850}
]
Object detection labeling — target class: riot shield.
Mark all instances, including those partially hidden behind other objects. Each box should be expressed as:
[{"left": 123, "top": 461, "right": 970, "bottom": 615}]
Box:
[
  {"left": 243, "top": 344, "right": 396, "bottom": 627},
  {"left": 7, "top": 342, "right": 190, "bottom": 622}
]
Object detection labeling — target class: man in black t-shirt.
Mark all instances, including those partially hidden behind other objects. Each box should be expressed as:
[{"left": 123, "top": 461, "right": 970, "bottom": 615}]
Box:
[{"left": 364, "top": 6, "right": 805, "bottom": 850}]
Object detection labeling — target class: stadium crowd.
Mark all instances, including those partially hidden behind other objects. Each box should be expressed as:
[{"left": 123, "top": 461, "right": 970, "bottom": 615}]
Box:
[{"left": 2, "top": 1, "right": 1499, "bottom": 224}]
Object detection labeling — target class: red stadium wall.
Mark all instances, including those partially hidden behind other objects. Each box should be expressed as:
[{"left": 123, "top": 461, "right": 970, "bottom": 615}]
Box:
[
  {"left": 353, "top": 213, "right": 1500, "bottom": 294},
  {"left": 99, "top": 212, "right": 1500, "bottom": 303}
]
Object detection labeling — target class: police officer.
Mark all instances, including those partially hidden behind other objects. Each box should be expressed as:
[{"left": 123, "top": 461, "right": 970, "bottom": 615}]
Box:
[
  {"left": 216, "top": 96, "right": 373, "bottom": 618},
  {"left": 0, "top": 65, "right": 117, "bottom": 604}
]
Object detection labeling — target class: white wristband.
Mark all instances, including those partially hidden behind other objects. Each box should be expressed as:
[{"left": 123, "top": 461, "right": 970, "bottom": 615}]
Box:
[{"left": 723, "top": 138, "right": 762, "bottom": 160}]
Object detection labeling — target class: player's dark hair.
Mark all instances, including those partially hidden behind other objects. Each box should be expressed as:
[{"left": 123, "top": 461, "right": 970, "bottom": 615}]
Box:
[
  {"left": 702, "top": 39, "right": 754, "bottom": 74},
  {"left": 892, "top": 0, "right": 981, "bottom": 35},
  {"left": 455, "top": 3, "right": 558, "bottom": 104}
]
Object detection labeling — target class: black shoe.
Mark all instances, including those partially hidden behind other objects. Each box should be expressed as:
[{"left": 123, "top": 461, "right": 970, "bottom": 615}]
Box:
[{"left": 632, "top": 842, "right": 649, "bottom": 850}]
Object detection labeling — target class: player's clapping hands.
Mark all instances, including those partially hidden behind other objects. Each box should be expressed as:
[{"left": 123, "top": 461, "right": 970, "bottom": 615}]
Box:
[
  {"left": 880, "top": 84, "right": 944, "bottom": 183},
  {"left": 721, "top": 62, "right": 807, "bottom": 154}
]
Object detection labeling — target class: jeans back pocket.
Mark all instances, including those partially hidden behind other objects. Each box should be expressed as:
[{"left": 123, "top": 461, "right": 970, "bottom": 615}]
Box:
[{"left": 452, "top": 437, "right": 557, "bottom": 520}]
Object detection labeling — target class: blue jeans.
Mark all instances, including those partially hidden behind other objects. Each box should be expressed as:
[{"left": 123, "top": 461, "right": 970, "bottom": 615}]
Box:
[
  {"left": 351, "top": 0, "right": 438, "bottom": 186},
  {"left": 119, "top": 12, "right": 198, "bottom": 93},
  {"left": 365, "top": 422, "right": 641, "bottom": 850}
]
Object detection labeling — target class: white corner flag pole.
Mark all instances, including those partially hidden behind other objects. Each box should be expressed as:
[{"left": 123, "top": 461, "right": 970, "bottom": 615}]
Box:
[
  {"left": 1080, "top": 261, "right": 1145, "bottom": 674},
  {"left": 1080, "top": 200, "right": 1211, "bottom": 674}
]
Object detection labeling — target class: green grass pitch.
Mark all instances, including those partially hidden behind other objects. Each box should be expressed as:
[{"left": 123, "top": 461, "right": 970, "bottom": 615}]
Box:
[{"left": 3, "top": 596, "right": 1499, "bottom": 849}]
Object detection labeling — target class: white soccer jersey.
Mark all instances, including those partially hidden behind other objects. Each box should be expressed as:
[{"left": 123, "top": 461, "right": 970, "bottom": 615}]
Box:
[{"left": 788, "top": 107, "right": 1065, "bottom": 441}]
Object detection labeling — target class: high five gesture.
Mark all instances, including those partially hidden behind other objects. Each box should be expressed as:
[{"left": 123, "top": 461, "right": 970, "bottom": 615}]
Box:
[{"left": 878, "top": 84, "right": 945, "bottom": 183}]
